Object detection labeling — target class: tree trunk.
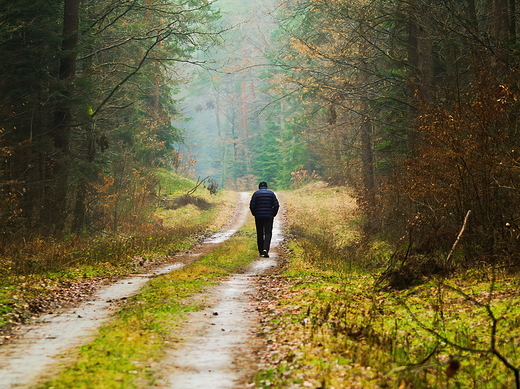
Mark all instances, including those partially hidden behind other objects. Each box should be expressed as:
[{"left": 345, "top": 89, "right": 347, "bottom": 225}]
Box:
[
  {"left": 358, "top": 33, "right": 377, "bottom": 232},
  {"left": 406, "top": 0, "right": 434, "bottom": 156},
  {"left": 360, "top": 100, "right": 377, "bottom": 232},
  {"left": 48, "top": 0, "right": 80, "bottom": 233},
  {"left": 52, "top": 0, "right": 80, "bottom": 150}
]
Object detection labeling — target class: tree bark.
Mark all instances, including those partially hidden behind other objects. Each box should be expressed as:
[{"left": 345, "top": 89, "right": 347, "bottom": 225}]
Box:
[
  {"left": 48, "top": 0, "right": 80, "bottom": 233},
  {"left": 52, "top": 0, "right": 80, "bottom": 151},
  {"left": 360, "top": 100, "right": 377, "bottom": 232}
]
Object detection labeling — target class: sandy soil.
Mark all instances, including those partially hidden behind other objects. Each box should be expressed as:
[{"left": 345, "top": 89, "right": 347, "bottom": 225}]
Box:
[{"left": 0, "top": 192, "right": 284, "bottom": 389}]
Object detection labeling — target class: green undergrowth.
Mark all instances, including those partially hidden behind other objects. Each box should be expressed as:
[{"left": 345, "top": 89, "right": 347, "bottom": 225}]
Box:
[
  {"left": 154, "top": 169, "right": 227, "bottom": 229},
  {"left": 38, "top": 228, "right": 258, "bottom": 388},
  {"left": 255, "top": 183, "right": 520, "bottom": 389},
  {"left": 0, "top": 186, "right": 237, "bottom": 332},
  {"left": 155, "top": 169, "right": 201, "bottom": 196}
]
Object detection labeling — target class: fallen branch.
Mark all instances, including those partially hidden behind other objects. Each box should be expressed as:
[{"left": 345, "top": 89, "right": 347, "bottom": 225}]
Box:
[
  {"left": 187, "top": 176, "right": 216, "bottom": 196},
  {"left": 445, "top": 210, "right": 471, "bottom": 268}
]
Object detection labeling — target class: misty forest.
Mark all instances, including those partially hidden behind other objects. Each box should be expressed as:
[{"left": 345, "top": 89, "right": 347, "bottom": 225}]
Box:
[{"left": 3, "top": 0, "right": 520, "bottom": 387}]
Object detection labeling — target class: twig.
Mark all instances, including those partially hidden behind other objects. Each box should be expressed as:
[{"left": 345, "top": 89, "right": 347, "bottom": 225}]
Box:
[
  {"left": 186, "top": 176, "right": 209, "bottom": 196},
  {"left": 445, "top": 210, "right": 471, "bottom": 268}
]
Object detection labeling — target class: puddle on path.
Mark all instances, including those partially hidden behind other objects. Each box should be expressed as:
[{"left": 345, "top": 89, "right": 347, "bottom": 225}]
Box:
[
  {"left": 159, "top": 215, "right": 284, "bottom": 389},
  {"left": 0, "top": 192, "right": 253, "bottom": 389}
]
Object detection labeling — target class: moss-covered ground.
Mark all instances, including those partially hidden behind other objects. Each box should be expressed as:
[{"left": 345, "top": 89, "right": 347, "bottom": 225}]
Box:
[{"left": 255, "top": 183, "right": 520, "bottom": 389}]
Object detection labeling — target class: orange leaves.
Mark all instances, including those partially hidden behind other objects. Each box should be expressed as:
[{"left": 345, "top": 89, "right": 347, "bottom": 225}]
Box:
[
  {"left": 90, "top": 174, "right": 115, "bottom": 194},
  {"left": 401, "top": 80, "right": 518, "bottom": 208},
  {"left": 90, "top": 174, "right": 118, "bottom": 212},
  {"left": 289, "top": 37, "right": 315, "bottom": 57},
  {"left": 290, "top": 168, "right": 321, "bottom": 188},
  {"left": 88, "top": 167, "right": 157, "bottom": 229}
]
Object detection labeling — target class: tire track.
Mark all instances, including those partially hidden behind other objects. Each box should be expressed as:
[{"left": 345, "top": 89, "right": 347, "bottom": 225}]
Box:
[
  {"left": 155, "top": 212, "right": 284, "bottom": 389},
  {"left": 0, "top": 192, "right": 252, "bottom": 389}
]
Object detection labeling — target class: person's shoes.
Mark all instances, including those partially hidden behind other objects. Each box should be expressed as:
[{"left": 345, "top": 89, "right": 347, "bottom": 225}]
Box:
[{"left": 261, "top": 250, "right": 269, "bottom": 258}]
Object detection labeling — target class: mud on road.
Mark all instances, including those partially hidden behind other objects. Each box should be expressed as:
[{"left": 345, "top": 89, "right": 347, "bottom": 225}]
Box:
[{"left": 0, "top": 192, "right": 286, "bottom": 389}]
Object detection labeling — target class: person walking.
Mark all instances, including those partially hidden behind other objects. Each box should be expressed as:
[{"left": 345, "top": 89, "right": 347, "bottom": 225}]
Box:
[{"left": 250, "top": 182, "right": 279, "bottom": 258}]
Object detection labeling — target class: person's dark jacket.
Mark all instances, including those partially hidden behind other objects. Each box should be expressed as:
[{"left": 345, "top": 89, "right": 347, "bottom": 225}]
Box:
[{"left": 250, "top": 188, "right": 279, "bottom": 218}]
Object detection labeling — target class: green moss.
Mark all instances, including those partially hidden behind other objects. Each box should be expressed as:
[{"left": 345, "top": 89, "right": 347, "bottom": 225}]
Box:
[
  {"left": 255, "top": 184, "right": 520, "bottom": 388},
  {"left": 39, "top": 233, "right": 257, "bottom": 388}
]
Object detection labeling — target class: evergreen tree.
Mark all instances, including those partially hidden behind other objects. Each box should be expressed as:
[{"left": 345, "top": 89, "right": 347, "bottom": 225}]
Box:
[{"left": 0, "top": 0, "right": 221, "bottom": 238}]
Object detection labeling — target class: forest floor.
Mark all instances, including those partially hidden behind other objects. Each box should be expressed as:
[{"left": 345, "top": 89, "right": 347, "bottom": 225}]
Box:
[
  {"left": 3, "top": 185, "right": 520, "bottom": 388},
  {"left": 0, "top": 192, "right": 286, "bottom": 388}
]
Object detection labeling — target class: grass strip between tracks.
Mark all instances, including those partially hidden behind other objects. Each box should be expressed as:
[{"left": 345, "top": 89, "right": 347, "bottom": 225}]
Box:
[{"left": 38, "top": 227, "right": 257, "bottom": 389}]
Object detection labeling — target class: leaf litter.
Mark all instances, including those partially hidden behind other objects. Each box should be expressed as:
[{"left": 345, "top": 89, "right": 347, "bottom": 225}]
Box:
[{"left": 0, "top": 192, "right": 263, "bottom": 388}]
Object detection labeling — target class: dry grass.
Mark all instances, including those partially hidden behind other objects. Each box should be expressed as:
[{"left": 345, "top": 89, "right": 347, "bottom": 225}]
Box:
[
  {"left": 255, "top": 182, "right": 520, "bottom": 389},
  {"left": 0, "top": 187, "right": 237, "bottom": 332},
  {"left": 283, "top": 182, "right": 387, "bottom": 273}
]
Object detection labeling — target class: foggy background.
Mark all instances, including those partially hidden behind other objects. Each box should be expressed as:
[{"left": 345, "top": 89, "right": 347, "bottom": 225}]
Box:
[{"left": 175, "top": 0, "right": 279, "bottom": 190}]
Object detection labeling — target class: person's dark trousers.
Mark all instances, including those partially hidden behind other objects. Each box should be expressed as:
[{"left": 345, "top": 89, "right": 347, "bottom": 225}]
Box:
[{"left": 255, "top": 217, "right": 274, "bottom": 255}]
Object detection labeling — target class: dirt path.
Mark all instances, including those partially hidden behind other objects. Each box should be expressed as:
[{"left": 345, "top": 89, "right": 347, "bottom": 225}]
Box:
[
  {"left": 0, "top": 191, "right": 278, "bottom": 389},
  {"left": 154, "top": 214, "right": 284, "bottom": 389}
]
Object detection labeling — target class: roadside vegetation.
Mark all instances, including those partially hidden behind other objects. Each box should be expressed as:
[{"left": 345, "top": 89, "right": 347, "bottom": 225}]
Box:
[
  {"left": 0, "top": 171, "right": 235, "bottom": 337},
  {"left": 38, "top": 227, "right": 258, "bottom": 388},
  {"left": 255, "top": 182, "right": 520, "bottom": 389}
]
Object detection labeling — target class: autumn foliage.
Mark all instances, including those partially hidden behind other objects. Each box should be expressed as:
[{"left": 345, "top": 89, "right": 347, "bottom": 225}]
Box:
[
  {"left": 264, "top": 0, "right": 520, "bottom": 267},
  {"left": 395, "top": 77, "right": 520, "bottom": 259}
]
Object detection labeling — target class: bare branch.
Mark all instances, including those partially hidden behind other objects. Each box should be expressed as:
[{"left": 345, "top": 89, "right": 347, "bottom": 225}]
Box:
[{"left": 445, "top": 210, "right": 471, "bottom": 268}]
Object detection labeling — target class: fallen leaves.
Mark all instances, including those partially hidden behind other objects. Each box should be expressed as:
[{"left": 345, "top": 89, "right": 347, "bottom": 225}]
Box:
[{"left": 0, "top": 277, "right": 103, "bottom": 342}]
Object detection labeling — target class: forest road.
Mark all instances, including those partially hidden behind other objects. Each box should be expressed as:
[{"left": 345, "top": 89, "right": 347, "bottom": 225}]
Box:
[
  {"left": 156, "top": 200, "right": 284, "bottom": 389},
  {"left": 0, "top": 191, "right": 283, "bottom": 388}
]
